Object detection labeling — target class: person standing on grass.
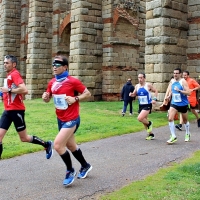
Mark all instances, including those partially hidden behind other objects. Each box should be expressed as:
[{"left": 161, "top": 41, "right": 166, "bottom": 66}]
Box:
[
  {"left": 0, "top": 55, "right": 53, "bottom": 160},
  {"left": 121, "top": 78, "right": 135, "bottom": 116},
  {"left": 129, "top": 73, "right": 158, "bottom": 140},
  {"left": 175, "top": 70, "right": 200, "bottom": 131},
  {"left": 42, "top": 55, "right": 92, "bottom": 187},
  {"left": 166, "top": 68, "right": 191, "bottom": 144}
]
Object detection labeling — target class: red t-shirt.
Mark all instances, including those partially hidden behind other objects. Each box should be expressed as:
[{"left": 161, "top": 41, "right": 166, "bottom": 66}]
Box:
[
  {"left": 4, "top": 69, "right": 25, "bottom": 110},
  {"left": 46, "top": 76, "right": 86, "bottom": 121},
  {"left": 186, "top": 77, "right": 200, "bottom": 107}
]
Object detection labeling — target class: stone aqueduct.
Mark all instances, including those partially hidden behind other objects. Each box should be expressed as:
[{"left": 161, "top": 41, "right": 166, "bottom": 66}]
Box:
[{"left": 0, "top": 0, "right": 199, "bottom": 101}]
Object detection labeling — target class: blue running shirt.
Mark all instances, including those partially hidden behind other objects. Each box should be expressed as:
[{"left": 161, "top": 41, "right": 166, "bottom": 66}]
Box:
[
  {"left": 136, "top": 83, "right": 152, "bottom": 105},
  {"left": 171, "top": 79, "right": 188, "bottom": 106}
]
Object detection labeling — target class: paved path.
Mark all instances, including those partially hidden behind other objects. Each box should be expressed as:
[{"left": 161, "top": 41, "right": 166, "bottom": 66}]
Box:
[{"left": 0, "top": 121, "right": 200, "bottom": 200}]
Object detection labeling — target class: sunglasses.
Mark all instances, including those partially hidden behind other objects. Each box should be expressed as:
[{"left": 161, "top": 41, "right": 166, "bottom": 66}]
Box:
[
  {"left": 52, "top": 63, "right": 63, "bottom": 68},
  {"left": 52, "top": 60, "right": 66, "bottom": 68}
]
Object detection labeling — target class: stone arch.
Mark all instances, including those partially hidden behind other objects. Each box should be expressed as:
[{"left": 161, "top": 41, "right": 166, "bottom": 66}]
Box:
[
  {"left": 59, "top": 13, "right": 71, "bottom": 36},
  {"left": 58, "top": 14, "right": 71, "bottom": 60},
  {"left": 113, "top": 7, "right": 139, "bottom": 30}
]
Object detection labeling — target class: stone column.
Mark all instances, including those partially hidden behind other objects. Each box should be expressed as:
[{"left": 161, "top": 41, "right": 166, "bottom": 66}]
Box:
[
  {"left": 26, "top": 0, "right": 53, "bottom": 99},
  {"left": 0, "top": 0, "right": 21, "bottom": 84},
  {"left": 187, "top": 1, "right": 200, "bottom": 78},
  {"left": 20, "top": 0, "right": 29, "bottom": 79},
  {"left": 145, "top": 0, "right": 188, "bottom": 102},
  {"left": 69, "top": 0, "right": 103, "bottom": 101}
]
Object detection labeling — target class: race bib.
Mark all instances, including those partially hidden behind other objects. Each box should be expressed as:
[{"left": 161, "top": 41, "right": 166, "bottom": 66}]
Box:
[
  {"left": 138, "top": 96, "right": 148, "bottom": 104},
  {"left": 4, "top": 79, "right": 7, "bottom": 87},
  {"left": 173, "top": 93, "right": 181, "bottom": 102},
  {"left": 53, "top": 94, "right": 68, "bottom": 110}
]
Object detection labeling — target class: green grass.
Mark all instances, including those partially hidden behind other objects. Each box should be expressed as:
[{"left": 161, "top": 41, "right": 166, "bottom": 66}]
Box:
[
  {"left": 100, "top": 151, "right": 200, "bottom": 200},
  {"left": 1, "top": 99, "right": 199, "bottom": 199},
  {"left": 1, "top": 99, "right": 196, "bottom": 158}
]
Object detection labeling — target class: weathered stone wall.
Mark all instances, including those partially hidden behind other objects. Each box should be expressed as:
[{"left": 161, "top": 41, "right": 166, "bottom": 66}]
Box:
[
  {"left": 26, "top": 0, "right": 53, "bottom": 99},
  {"left": 69, "top": 0, "right": 103, "bottom": 101},
  {"left": 20, "top": 0, "right": 29, "bottom": 78},
  {"left": 187, "top": 1, "right": 200, "bottom": 79},
  {"left": 145, "top": 0, "right": 188, "bottom": 102},
  {"left": 0, "top": 0, "right": 199, "bottom": 101},
  {"left": 0, "top": 0, "right": 21, "bottom": 84},
  {"left": 102, "top": 0, "right": 145, "bottom": 101}
]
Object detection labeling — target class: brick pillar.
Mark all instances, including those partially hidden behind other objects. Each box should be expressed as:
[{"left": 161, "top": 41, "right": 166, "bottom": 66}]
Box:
[
  {"left": 187, "top": 1, "right": 200, "bottom": 78},
  {"left": 145, "top": 0, "right": 188, "bottom": 102},
  {"left": 69, "top": 0, "right": 103, "bottom": 101},
  {"left": 0, "top": 0, "right": 21, "bottom": 84},
  {"left": 26, "top": 0, "right": 53, "bottom": 99},
  {"left": 20, "top": 0, "right": 29, "bottom": 79}
]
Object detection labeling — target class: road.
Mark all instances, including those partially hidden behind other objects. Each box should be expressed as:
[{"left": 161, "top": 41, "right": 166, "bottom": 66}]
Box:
[{"left": 0, "top": 121, "right": 200, "bottom": 200}]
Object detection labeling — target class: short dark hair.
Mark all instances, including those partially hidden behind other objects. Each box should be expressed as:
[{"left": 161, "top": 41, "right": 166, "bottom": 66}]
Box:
[
  {"left": 4, "top": 55, "right": 17, "bottom": 65},
  {"left": 174, "top": 68, "right": 182, "bottom": 73},
  {"left": 138, "top": 72, "right": 146, "bottom": 78},
  {"left": 54, "top": 55, "right": 68, "bottom": 66},
  {"left": 183, "top": 70, "right": 189, "bottom": 75}
]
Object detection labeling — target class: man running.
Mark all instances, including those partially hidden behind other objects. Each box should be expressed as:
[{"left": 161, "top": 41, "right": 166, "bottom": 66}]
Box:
[
  {"left": 175, "top": 70, "right": 200, "bottom": 130},
  {"left": 165, "top": 68, "right": 191, "bottom": 144},
  {"left": 129, "top": 73, "right": 158, "bottom": 140}
]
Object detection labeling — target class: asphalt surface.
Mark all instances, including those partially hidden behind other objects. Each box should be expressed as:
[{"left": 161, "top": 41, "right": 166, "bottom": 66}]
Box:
[{"left": 0, "top": 121, "right": 200, "bottom": 200}]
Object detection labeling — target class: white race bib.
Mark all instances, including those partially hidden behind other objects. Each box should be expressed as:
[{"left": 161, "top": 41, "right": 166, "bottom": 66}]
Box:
[
  {"left": 53, "top": 94, "right": 68, "bottom": 110},
  {"left": 138, "top": 96, "right": 148, "bottom": 104},
  {"left": 173, "top": 93, "right": 182, "bottom": 102},
  {"left": 4, "top": 79, "right": 7, "bottom": 87}
]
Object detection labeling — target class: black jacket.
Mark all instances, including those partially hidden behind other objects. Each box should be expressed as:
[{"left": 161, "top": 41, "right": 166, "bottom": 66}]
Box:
[{"left": 121, "top": 81, "right": 135, "bottom": 102}]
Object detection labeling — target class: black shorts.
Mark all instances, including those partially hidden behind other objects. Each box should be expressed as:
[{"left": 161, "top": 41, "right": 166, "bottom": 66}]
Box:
[
  {"left": 138, "top": 104, "right": 152, "bottom": 114},
  {"left": 170, "top": 104, "right": 188, "bottom": 113},
  {"left": 190, "top": 104, "right": 196, "bottom": 109},
  {"left": 0, "top": 110, "right": 26, "bottom": 132}
]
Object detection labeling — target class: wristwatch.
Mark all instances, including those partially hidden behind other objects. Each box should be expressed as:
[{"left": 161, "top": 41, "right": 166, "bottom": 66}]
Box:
[
  {"left": 8, "top": 88, "right": 12, "bottom": 93},
  {"left": 75, "top": 96, "right": 79, "bottom": 101}
]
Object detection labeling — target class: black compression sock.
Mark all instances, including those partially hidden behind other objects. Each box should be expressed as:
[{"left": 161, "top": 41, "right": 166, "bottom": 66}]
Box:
[
  {"left": 147, "top": 121, "right": 151, "bottom": 128},
  {"left": 60, "top": 150, "right": 73, "bottom": 171},
  {"left": 72, "top": 148, "right": 88, "bottom": 167},
  {"left": 31, "top": 136, "right": 47, "bottom": 147},
  {"left": 0, "top": 143, "right": 2, "bottom": 159}
]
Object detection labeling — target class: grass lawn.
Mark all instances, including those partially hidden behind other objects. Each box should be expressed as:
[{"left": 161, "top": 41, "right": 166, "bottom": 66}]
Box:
[
  {"left": 100, "top": 150, "right": 200, "bottom": 200},
  {"left": 1, "top": 99, "right": 199, "bottom": 199},
  {"left": 1, "top": 99, "right": 177, "bottom": 159}
]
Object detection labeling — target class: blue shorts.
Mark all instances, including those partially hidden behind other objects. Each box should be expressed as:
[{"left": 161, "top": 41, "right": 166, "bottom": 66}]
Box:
[{"left": 57, "top": 116, "right": 80, "bottom": 133}]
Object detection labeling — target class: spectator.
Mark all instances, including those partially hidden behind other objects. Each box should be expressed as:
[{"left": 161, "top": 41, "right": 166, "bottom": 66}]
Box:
[{"left": 121, "top": 78, "right": 135, "bottom": 116}]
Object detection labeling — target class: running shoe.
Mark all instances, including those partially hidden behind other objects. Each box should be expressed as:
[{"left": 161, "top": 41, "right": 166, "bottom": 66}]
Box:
[
  {"left": 167, "top": 136, "right": 177, "bottom": 144},
  {"left": 175, "top": 124, "right": 182, "bottom": 131},
  {"left": 146, "top": 134, "right": 155, "bottom": 140},
  {"left": 147, "top": 121, "right": 153, "bottom": 133},
  {"left": 77, "top": 163, "right": 92, "bottom": 179},
  {"left": 122, "top": 112, "right": 125, "bottom": 117},
  {"left": 46, "top": 141, "right": 53, "bottom": 159},
  {"left": 63, "top": 169, "right": 76, "bottom": 186},
  {"left": 185, "top": 133, "right": 190, "bottom": 142}
]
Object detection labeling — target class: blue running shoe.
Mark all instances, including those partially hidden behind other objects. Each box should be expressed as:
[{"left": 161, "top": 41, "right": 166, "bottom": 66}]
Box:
[
  {"left": 46, "top": 141, "right": 53, "bottom": 159},
  {"left": 63, "top": 169, "right": 76, "bottom": 186},
  {"left": 77, "top": 163, "right": 92, "bottom": 179}
]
